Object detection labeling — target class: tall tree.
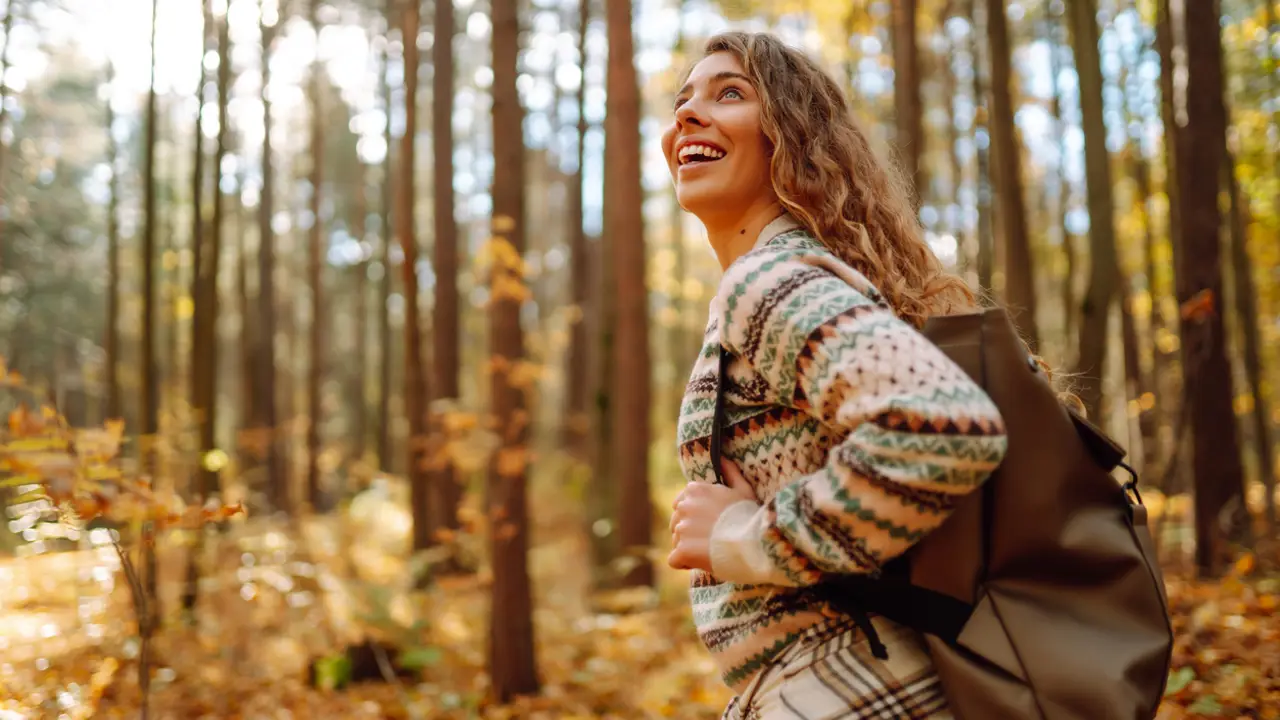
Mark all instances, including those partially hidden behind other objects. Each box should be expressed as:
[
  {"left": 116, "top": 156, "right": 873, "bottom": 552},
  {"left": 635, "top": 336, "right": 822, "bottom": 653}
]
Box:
[
  {"left": 1046, "top": 1, "right": 1076, "bottom": 351},
  {"left": 139, "top": 0, "right": 161, "bottom": 682},
  {"left": 1068, "top": 0, "right": 1119, "bottom": 420},
  {"left": 1170, "top": 0, "right": 1247, "bottom": 576},
  {"left": 190, "top": 0, "right": 210, "bottom": 451},
  {"left": 892, "top": 0, "right": 923, "bottom": 207},
  {"left": 563, "top": 0, "right": 590, "bottom": 460},
  {"left": 257, "top": 0, "right": 284, "bottom": 512},
  {"left": 0, "top": 0, "right": 18, "bottom": 229},
  {"left": 353, "top": 173, "right": 370, "bottom": 464},
  {"left": 985, "top": 0, "right": 1037, "bottom": 347},
  {"left": 377, "top": 24, "right": 395, "bottom": 472},
  {"left": 969, "top": 0, "right": 994, "bottom": 292},
  {"left": 184, "top": 0, "right": 231, "bottom": 616},
  {"left": 488, "top": 0, "right": 539, "bottom": 699},
  {"left": 104, "top": 58, "right": 121, "bottom": 421},
  {"left": 605, "top": 0, "right": 652, "bottom": 588},
  {"left": 306, "top": 0, "right": 326, "bottom": 511},
  {"left": 430, "top": 0, "right": 461, "bottom": 544},
  {"left": 397, "top": 0, "right": 430, "bottom": 550},
  {"left": 1223, "top": 146, "right": 1274, "bottom": 534}
]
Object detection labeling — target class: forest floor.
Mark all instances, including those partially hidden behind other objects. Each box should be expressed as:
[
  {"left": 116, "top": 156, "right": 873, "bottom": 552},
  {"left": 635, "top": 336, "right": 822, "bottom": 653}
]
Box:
[{"left": 0, "top": 487, "right": 1278, "bottom": 719}]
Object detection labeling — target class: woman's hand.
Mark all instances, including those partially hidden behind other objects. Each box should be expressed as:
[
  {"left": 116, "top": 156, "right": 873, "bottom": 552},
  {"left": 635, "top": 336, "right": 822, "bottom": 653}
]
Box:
[{"left": 667, "top": 460, "right": 758, "bottom": 572}]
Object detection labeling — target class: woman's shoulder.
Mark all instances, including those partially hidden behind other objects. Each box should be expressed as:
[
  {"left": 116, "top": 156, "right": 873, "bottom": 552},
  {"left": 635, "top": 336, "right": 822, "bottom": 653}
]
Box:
[{"left": 720, "top": 228, "right": 888, "bottom": 316}]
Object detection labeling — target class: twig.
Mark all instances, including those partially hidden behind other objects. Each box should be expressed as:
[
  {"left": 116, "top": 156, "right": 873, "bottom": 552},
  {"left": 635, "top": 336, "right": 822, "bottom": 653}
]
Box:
[
  {"left": 370, "top": 642, "right": 423, "bottom": 720},
  {"left": 112, "top": 538, "right": 151, "bottom": 720}
]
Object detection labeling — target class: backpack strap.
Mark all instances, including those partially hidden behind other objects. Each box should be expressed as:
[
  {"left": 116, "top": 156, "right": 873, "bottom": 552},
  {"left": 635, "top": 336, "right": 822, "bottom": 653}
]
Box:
[{"left": 710, "top": 345, "right": 975, "bottom": 652}]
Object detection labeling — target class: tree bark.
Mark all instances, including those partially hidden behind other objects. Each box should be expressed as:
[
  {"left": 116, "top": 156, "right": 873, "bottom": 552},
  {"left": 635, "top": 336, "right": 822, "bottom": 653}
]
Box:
[
  {"left": 189, "top": 0, "right": 210, "bottom": 493},
  {"left": 563, "top": 0, "right": 590, "bottom": 460},
  {"left": 397, "top": 0, "right": 430, "bottom": 551},
  {"left": 1068, "top": 0, "right": 1119, "bottom": 421},
  {"left": 892, "top": 0, "right": 923, "bottom": 208},
  {"left": 105, "top": 58, "right": 121, "bottom": 420},
  {"left": 968, "top": 0, "right": 994, "bottom": 293},
  {"left": 1224, "top": 146, "right": 1275, "bottom": 534},
  {"left": 306, "top": 0, "right": 326, "bottom": 512},
  {"left": 985, "top": 0, "right": 1037, "bottom": 348},
  {"left": 353, "top": 175, "right": 369, "bottom": 464},
  {"left": 377, "top": 25, "right": 395, "bottom": 473},
  {"left": 1046, "top": 2, "right": 1076, "bottom": 350},
  {"left": 430, "top": 0, "right": 461, "bottom": 544},
  {"left": 605, "top": 0, "right": 652, "bottom": 588},
  {"left": 140, "top": 0, "right": 161, "bottom": 646},
  {"left": 488, "top": 0, "right": 539, "bottom": 698},
  {"left": 1170, "top": 0, "right": 1248, "bottom": 576},
  {"left": 257, "top": 0, "right": 284, "bottom": 513}
]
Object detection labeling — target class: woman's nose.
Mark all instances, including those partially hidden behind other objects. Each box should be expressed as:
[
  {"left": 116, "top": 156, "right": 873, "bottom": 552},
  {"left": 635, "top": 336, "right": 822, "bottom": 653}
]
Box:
[{"left": 675, "top": 99, "right": 708, "bottom": 128}]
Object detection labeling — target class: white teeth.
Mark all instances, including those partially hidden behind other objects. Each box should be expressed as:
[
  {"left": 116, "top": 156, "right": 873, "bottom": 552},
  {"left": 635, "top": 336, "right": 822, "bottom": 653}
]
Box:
[{"left": 678, "top": 143, "right": 725, "bottom": 164}]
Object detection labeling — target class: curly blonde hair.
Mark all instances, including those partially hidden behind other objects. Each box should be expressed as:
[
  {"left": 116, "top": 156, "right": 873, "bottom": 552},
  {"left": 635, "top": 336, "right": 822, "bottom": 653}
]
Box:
[
  {"left": 689, "top": 32, "right": 1087, "bottom": 413},
  {"left": 697, "top": 31, "right": 975, "bottom": 329}
]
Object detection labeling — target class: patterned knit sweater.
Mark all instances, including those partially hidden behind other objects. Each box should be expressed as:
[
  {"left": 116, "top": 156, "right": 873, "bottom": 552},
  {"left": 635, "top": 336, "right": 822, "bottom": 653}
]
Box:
[{"left": 677, "top": 215, "right": 1009, "bottom": 694}]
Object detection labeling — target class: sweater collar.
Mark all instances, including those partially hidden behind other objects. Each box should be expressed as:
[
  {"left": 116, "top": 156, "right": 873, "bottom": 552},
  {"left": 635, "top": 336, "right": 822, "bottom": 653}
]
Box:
[{"left": 751, "top": 212, "right": 802, "bottom": 252}]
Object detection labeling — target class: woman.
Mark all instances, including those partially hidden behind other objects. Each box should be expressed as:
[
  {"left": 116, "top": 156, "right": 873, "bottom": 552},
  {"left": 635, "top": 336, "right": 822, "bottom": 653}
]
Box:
[{"left": 663, "top": 33, "right": 1010, "bottom": 719}]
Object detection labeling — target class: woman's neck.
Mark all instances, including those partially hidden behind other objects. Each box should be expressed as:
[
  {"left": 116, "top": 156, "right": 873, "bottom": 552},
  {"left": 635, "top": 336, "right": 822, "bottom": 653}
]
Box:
[{"left": 704, "top": 198, "right": 786, "bottom": 270}]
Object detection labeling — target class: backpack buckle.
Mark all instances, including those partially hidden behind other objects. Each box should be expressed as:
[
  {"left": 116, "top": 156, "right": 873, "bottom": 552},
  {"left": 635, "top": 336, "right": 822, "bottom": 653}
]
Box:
[{"left": 1118, "top": 461, "right": 1144, "bottom": 507}]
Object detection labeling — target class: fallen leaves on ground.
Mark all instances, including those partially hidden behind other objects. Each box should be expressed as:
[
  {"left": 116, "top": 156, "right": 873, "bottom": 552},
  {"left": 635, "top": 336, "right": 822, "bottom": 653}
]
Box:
[{"left": 1, "top": 501, "right": 1278, "bottom": 718}]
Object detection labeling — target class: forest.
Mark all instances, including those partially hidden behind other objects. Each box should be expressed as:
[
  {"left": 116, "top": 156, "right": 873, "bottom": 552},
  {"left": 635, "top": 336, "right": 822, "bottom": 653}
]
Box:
[{"left": 1, "top": 0, "right": 1279, "bottom": 716}]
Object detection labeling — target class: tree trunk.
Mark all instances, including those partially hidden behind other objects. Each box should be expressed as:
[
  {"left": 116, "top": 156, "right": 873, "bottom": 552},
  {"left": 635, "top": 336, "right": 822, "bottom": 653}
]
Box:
[
  {"left": 563, "top": 0, "right": 590, "bottom": 460},
  {"left": 257, "top": 0, "right": 284, "bottom": 513},
  {"left": 1046, "top": 2, "right": 1076, "bottom": 352},
  {"left": 589, "top": 0, "right": 620, "bottom": 583},
  {"left": 488, "top": 0, "right": 539, "bottom": 698},
  {"left": 1118, "top": 12, "right": 1161, "bottom": 476},
  {"left": 605, "top": 0, "right": 652, "bottom": 589},
  {"left": 140, "top": 0, "right": 161, "bottom": 655},
  {"left": 892, "top": 0, "right": 922, "bottom": 208},
  {"left": 0, "top": 1, "right": 18, "bottom": 239},
  {"left": 430, "top": 0, "right": 461, "bottom": 545},
  {"left": 1170, "top": 0, "right": 1248, "bottom": 577},
  {"left": 1224, "top": 147, "right": 1275, "bottom": 534},
  {"left": 377, "top": 26, "right": 395, "bottom": 473},
  {"left": 353, "top": 176, "right": 369, "bottom": 465},
  {"left": 397, "top": 0, "right": 430, "bottom": 551},
  {"left": 985, "top": 0, "right": 1037, "bottom": 347},
  {"left": 189, "top": 0, "right": 210, "bottom": 498},
  {"left": 238, "top": 178, "right": 254, "bottom": 471},
  {"left": 306, "top": 0, "right": 325, "bottom": 513},
  {"left": 941, "top": 0, "right": 964, "bottom": 251},
  {"left": 969, "top": 0, "right": 994, "bottom": 293},
  {"left": 1068, "top": 0, "right": 1119, "bottom": 421},
  {"left": 105, "top": 58, "right": 121, "bottom": 420}
]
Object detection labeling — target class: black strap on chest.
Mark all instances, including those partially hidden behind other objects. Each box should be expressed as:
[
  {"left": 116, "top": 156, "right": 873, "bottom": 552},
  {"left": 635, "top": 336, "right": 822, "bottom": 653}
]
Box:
[{"left": 709, "top": 345, "right": 973, "bottom": 657}]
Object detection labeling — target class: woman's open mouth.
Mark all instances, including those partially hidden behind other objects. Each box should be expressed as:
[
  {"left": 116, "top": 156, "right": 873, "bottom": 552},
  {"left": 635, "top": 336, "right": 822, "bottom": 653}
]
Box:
[{"left": 677, "top": 143, "right": 727, "bottom": 168}]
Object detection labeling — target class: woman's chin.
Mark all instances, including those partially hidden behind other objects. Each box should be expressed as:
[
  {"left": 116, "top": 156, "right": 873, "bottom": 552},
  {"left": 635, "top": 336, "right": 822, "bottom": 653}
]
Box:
[{"left": 675, "top": 186, "right": 728, "bottom": 220}]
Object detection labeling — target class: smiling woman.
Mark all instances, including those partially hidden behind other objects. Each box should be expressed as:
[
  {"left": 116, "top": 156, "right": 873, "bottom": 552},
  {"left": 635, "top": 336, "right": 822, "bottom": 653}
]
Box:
[{"left": 663, "top": 32, "right": 1009, "bottom": 720}]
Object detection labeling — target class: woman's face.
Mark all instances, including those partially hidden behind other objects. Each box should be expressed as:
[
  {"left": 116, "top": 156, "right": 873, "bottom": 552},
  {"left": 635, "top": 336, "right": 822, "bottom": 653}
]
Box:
[{"left": 661, "top": 52, "right": 775, "bottom": 221}]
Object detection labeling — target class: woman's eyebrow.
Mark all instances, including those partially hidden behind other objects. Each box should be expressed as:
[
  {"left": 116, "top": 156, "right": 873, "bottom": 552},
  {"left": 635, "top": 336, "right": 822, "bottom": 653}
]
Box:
[{"left": 675, "top": 71, "right": 753, "bottom": 99}]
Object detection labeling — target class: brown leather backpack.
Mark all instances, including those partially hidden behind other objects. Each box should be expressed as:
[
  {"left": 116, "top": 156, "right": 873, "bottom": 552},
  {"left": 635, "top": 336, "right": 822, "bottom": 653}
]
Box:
[
  {"left": 825, "top": 308, "right": 1175, "bottom": 719},
  {"left": 711, "top": 307, "right": 1175, "bottom": 719}
]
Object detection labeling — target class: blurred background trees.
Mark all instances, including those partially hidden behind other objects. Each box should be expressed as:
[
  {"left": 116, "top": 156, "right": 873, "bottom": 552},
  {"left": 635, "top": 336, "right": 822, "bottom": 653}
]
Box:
[{"left": 2, "top": 0, "right": 1280, "bottom": 715}]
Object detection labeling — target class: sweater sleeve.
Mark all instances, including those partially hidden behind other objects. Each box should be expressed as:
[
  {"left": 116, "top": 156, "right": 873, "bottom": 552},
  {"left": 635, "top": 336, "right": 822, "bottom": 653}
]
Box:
[{"left": 708, "top": 247, "right": 1008, "bottom": 587}]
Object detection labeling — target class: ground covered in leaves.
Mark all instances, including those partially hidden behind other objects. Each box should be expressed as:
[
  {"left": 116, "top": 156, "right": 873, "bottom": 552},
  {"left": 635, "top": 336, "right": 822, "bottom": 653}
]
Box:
[{"left": 0, "top": 489, "right": 1277, "bottom": 719}]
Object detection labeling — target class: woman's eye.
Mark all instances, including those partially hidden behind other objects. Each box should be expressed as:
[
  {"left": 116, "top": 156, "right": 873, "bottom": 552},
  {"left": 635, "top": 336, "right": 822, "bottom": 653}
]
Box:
[{"left": 721, "top": 88, "right": 743, "bottom": 100}]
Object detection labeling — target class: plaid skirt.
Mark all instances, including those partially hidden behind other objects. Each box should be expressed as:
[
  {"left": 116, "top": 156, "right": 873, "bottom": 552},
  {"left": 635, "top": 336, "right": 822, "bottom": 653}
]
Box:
[{"left": 720, "top": 615, "right": 952, "bottom": 720}]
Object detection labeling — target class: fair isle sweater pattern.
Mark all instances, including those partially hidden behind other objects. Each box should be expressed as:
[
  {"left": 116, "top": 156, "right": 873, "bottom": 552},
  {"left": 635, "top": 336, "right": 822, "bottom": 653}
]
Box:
[{"left": 677, "top": 218, "right": 1009, "bottom": 694}]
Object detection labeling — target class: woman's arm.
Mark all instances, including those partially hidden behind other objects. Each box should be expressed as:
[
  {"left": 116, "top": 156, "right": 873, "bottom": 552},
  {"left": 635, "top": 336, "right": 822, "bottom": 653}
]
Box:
[{"left": 708, "top": 247, "right": 1008, "bottom": 587}]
